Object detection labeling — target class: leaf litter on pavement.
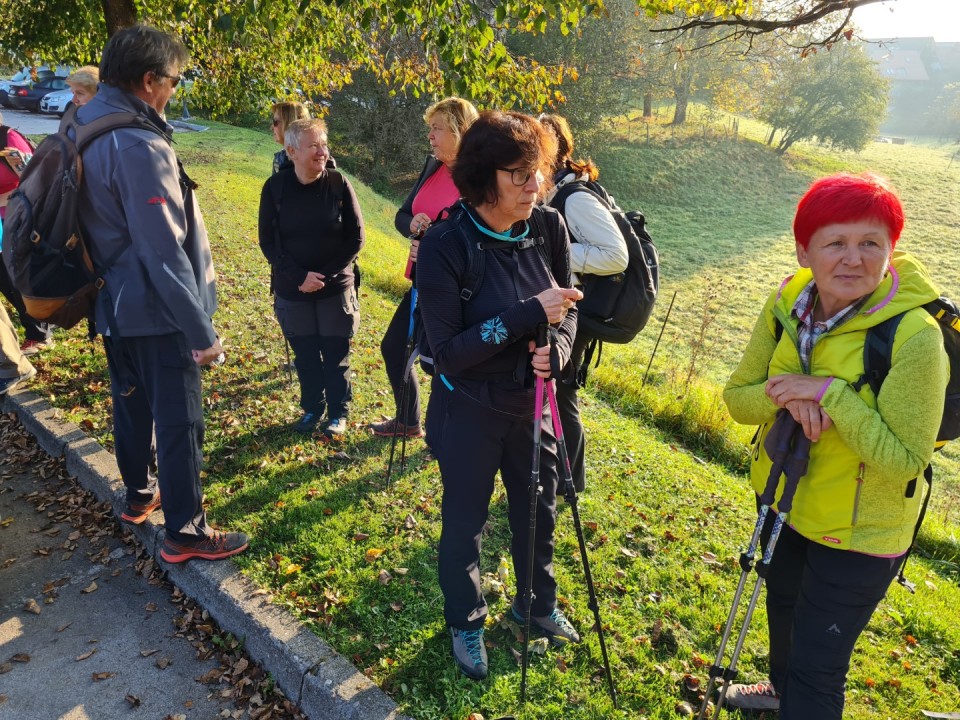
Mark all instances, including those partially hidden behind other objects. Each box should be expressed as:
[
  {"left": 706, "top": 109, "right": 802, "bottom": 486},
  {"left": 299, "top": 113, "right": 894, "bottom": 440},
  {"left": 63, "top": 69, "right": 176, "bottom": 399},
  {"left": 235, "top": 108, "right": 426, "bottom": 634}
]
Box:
[{"left": 0, "top": 412, "right": 307, "bottom": 720}]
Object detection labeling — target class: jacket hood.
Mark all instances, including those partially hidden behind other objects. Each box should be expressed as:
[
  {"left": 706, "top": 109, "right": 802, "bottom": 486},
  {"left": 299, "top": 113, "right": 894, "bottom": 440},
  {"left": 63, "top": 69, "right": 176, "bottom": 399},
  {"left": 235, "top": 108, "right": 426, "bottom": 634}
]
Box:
[
  {"left": 76, "top": 84, "right": 172, "bottom": 137},
  {"left": 774, "top": 250, "right": 940, "bottom": 331}
]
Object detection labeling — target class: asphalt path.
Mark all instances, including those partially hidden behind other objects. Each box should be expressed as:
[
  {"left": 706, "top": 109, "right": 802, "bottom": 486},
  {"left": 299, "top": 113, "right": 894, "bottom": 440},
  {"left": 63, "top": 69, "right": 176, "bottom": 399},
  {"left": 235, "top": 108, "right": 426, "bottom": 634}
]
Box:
[
  {"left": 0, "top": 416, "right": 303, "bottom": 720},
  {"left": 0, "top": 107, "right": 60, "bottom": 136}
]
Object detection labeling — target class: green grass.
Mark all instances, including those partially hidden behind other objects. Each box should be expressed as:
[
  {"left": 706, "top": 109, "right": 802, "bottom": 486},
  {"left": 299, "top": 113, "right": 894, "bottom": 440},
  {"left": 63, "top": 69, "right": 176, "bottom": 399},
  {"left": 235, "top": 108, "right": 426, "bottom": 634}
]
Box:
[{"left": 15, "top": 113, "right": 960, "bottom": 720}]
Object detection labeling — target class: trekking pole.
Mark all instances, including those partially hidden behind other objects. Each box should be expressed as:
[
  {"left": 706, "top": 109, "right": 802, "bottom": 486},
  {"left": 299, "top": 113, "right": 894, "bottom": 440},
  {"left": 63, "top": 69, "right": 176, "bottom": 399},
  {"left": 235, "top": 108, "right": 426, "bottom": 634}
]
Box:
[
  {"left": 643, "top": 289, "right": 677, "bottom": 386},
  {"left": 283, "top": 337, "right": 294, "bottom": 385},
  {"left": 697, "top": 413, "right": 810, "bottom": 720},
  {"left": 386, "top": 287, "right": 418, "bottom": 485},
  {"left": 520, "top": 325, "right": 548, "bottom": 705},
  {"left": 545, "top": 376, "right": 618, "bottom": 707}
]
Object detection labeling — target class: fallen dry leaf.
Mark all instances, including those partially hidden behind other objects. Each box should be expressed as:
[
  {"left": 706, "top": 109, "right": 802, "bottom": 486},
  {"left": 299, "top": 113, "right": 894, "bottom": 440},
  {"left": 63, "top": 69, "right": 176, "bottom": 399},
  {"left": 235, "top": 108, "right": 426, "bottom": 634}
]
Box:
[
  {"left": 145, "top": 602, "right": 158, "bottom": 612},
  {"left": 0, "top": 663, "right": 11, "bottom": 674},
  {"left": 284, "top": 564, "right": 302, "bottom": 575},
  {"left": 10, "top": 653, "right": 30, "bottom": 663},
  {"left": 140, "top": 649, "right": 160, "bottom": 657},
  {"left": 92, "top": 672, "right": 115, "bottom": 681},
  {"left": 75, "top": 649, "right": 96, "bottom": 661},
  {"left": 364, "top": 548, "right": 384, "bottom": 563},
  {"left": 81, "top": 581, "right": 98, "bottom": 594},
  {"left": 125, "top": 694, "right": 141, "bottom": 708},
  {"left": 23, "top": 599, "right": 41, "bottom": 615},
  {"left": 156, "top": 657, "right": 171, "bottom": 669},
  {"left": 353, "top": 532, "right": 369, "bottom": 542},
  {"left": 378, "top": 569, "right": 392, "bottom": 586},
  {"left": 390, "top": 601, "right": 403, "bottom": 612}
]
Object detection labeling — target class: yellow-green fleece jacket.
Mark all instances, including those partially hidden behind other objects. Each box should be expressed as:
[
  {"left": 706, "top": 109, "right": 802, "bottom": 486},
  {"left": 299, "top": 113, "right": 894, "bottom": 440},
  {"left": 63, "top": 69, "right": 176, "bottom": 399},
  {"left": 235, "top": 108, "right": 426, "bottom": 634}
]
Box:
[{"left": 724, "top": 251, "right": 947, "bottom": 555}]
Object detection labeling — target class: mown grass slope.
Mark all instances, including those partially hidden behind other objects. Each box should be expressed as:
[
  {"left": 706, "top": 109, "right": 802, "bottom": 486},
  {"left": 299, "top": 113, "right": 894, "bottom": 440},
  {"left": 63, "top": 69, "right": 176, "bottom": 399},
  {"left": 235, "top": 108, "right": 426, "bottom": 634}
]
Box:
[{"left": 20, "top": 116, "right": 960, "bottom": 720}]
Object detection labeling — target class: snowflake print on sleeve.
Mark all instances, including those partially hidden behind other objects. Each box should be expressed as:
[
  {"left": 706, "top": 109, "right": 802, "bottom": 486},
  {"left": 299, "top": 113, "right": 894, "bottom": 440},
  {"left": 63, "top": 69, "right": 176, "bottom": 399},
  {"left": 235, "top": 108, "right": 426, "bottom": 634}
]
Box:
[{"left": 480, "top": 316, "right": 509, "bottom": 345}]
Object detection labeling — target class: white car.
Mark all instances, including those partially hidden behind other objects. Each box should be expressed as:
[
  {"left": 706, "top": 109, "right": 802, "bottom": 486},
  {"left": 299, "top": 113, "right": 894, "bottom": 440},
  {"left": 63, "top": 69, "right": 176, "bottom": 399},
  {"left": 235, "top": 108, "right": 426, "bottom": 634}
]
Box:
[{"left": 40, "top": 88, "right": 73, "bottom": 116}]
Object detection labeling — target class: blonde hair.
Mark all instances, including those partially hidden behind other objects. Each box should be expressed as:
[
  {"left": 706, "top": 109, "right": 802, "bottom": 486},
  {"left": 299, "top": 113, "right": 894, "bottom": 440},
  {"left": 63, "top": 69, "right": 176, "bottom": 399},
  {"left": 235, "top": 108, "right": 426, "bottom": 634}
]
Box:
[
  {"left": 272, "top": 101, "right": 310, "bottom": 138},
  {"left": 424, "top": 97, "right": 479, "bottom": 147},
  {"left": 67, "top": 65, "right": 99, "bottom": 94}
]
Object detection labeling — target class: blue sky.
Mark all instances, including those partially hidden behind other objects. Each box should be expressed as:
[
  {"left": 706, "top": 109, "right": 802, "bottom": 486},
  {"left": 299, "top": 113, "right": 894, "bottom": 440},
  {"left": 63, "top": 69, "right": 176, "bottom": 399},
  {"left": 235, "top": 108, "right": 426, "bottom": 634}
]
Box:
[{"left": 853, "top": 0, "right": 960, "bottom": 42}]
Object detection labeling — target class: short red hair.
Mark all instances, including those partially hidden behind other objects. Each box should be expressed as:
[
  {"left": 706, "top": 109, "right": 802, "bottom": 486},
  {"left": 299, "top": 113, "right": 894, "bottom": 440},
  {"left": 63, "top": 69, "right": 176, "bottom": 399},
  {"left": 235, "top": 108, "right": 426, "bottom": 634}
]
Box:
[{"left": 793, "top": 172, "right": 904, "bottom": 250}]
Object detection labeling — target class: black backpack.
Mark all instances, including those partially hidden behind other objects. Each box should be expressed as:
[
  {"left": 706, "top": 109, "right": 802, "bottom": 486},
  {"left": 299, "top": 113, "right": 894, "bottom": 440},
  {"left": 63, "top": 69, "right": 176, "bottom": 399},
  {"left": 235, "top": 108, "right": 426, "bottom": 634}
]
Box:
[
  {"left": 854, "top": 297, "right": 960, "bottom": 592},
  {"left": 1, "top": 107, "right": 166, "bottom": 329},
  {"left": 416, "top": 205, "right": 552, "bottom": 377},
  {"left": 549, "top": 179, "right": 659, "bottom": 344}
]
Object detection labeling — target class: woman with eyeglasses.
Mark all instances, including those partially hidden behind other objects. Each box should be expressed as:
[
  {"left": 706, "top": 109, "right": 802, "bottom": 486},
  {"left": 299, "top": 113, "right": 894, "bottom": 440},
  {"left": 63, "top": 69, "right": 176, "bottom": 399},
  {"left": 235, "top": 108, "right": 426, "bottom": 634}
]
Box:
[
  {"left": 270, "top": 101, "right": 310, "bottom": 175},
  {"left": 368, "top": 97, "right": 478, "bottom": 439},
  {"left": 416, "top": 111, "right": 583, "bottom": 680}
]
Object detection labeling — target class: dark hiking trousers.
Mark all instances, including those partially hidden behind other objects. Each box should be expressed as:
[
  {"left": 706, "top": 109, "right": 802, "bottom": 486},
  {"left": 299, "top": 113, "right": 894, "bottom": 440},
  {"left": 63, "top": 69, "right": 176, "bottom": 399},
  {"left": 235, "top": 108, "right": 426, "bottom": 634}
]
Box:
[
  {"left": 275, "top": 289, "right": 358, "bottom": 420},
  {"left": 0, "top": 260, "right": 51, "bottom": 343},
  {"left": 430, "top": 383, "right": 559, "bottom": 630},
  {"left": 379, "top": 288, "right": 421, "bottom": 426},
  {"left": 555, "top": 332, "right": 593, "bottom": 493},
  {"left": 762, "top": 518, "right": 904, "bottom": 720},
  {"left": 104, "top": 333, "right": 209, "bottom": 542}
]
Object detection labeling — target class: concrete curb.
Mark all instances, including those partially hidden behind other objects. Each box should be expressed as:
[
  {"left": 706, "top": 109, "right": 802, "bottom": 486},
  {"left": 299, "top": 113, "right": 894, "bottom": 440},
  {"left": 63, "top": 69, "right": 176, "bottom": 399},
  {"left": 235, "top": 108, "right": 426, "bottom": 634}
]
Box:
[{"left": 2, "top": 387, "right": 411, "bottom": 720}]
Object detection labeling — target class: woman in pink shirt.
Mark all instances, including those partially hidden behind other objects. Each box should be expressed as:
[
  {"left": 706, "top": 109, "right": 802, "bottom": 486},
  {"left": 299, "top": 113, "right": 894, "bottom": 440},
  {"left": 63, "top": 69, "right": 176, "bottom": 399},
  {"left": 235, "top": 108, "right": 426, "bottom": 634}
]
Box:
[{"left": 368, "top": 97, "right": 477, "bottom": 439}]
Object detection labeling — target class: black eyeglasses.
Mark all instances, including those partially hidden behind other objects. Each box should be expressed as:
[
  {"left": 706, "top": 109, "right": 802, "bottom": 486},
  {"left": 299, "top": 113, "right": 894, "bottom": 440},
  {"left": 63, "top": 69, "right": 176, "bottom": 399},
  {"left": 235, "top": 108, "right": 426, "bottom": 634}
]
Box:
[
  {"left": 156, "top": 72, "right": 184, "bottom": 88},
  {"left": 496, "top": 166, "right": 540, "bottom": 187}
]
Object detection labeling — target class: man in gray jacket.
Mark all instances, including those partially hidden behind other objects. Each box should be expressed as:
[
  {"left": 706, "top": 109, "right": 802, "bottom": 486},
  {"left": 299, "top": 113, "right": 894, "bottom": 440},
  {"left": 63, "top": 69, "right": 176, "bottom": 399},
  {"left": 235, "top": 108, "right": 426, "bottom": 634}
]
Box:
[{"left": 77, "top": 25, "right": 247, "bottom": 562}]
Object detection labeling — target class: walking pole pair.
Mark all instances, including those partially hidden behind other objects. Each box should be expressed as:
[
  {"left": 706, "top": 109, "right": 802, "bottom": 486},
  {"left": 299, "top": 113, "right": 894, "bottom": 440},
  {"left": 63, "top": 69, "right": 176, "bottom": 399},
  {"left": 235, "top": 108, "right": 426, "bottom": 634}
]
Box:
[
  {"left": 696, "top": 411, "right": 811, "bottom": 720},
  {"left": 386, "top": 286, "right": 418, "bottom": 485},
  {"left": 520, "top": 326, "right": 618, "bottom": 707}
]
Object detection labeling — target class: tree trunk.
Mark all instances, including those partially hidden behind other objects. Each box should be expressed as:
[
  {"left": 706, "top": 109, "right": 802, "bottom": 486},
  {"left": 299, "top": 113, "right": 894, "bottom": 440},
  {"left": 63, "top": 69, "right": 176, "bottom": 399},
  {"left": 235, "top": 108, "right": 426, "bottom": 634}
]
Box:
[
  {"left": 101, "top": 0, "right": 137, "bottom": 36},
  {"left": 643, "top": 93, "right": 653, "bottom": 118},
  {"left": 672, "top": 83, "right": 690, "bottom": 126},
  {"left": 766, "top": 126, "right": 777, "bottom": 146}
]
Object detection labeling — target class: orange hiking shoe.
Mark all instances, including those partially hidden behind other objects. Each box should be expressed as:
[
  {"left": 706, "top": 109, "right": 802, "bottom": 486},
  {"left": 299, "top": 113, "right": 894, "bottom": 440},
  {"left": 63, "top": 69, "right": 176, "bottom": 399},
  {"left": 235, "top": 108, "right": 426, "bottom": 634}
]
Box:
[
  {"left": 160, "top": 530, "right": 249, "bottom": 563},
  {"left": 121, "top": 491, "right": 161, "bottom": 524}
]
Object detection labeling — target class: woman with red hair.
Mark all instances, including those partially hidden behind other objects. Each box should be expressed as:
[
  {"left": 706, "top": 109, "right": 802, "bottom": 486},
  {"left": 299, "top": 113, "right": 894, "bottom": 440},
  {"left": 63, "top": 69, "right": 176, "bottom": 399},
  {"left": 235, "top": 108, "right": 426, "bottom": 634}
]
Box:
[{"left": 722, "top": 172, "right": 948, "bottom": 718}]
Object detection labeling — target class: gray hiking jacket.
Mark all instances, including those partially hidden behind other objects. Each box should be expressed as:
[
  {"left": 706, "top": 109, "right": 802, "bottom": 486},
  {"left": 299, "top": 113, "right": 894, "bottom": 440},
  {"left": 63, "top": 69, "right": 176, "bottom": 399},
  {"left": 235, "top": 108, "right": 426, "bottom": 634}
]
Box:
[{"left": 75, "top": 85, "right": 217, "bottom": 350}]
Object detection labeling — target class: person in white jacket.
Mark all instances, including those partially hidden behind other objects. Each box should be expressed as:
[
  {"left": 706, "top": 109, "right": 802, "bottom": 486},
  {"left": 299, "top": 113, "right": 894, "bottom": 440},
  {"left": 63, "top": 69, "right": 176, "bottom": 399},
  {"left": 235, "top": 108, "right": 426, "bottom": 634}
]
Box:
[{"left": 539, "top": 113, "right": 628, "bottom": 492}]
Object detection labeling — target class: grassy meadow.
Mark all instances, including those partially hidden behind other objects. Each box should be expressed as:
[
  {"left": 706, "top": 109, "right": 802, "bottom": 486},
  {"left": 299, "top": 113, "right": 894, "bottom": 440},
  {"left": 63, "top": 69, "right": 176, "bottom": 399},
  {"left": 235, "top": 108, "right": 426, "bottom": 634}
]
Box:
[{"left": 16, "top": 111, "right": 960, "bottom": 719}]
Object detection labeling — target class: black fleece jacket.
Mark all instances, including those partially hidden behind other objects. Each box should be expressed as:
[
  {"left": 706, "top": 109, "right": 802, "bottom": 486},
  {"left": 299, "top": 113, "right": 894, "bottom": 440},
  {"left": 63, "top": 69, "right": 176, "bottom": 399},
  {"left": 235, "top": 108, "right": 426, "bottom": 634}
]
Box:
[
  {"left": 258, "top": 168, "right": 364, "bottom": 301},
  {"left": 417, "top": 202, "right": 577, "bottom": 417}
]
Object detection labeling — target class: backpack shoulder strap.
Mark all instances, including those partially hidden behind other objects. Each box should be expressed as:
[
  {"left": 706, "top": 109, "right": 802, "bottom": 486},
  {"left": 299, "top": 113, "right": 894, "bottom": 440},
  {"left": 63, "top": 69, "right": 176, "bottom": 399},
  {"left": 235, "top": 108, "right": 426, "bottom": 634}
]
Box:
[
  {"left": 0, "top": 126, "right": 8, "bottom": 148},
  {"left": 453, "top": 209, "right": 484, "bottom": 302},
  {"left": 853, "top": 313, "right": 904, "bottom": 395},
  {"left": 326, "top": 168, "right": 345, "bottom": 204},
  {"left": 551, "top": 179, "right": 610, "bottom": 214},
  {"left": 73, "top": 111, "right": 167, "bottom": 151}
]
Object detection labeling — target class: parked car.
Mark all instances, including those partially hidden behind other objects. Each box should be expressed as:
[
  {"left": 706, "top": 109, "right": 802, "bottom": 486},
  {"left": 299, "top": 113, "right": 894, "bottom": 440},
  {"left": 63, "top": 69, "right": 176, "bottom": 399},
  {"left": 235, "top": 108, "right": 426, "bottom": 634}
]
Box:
[
  {"left": 1, "top": 71, "right": 55, "bottom": 108},
  {"left": 39, "top": 88, "right": 73, "bottom": 116},
  {"left": 7, "top": 76, "right": 68, "bottom": 112}
]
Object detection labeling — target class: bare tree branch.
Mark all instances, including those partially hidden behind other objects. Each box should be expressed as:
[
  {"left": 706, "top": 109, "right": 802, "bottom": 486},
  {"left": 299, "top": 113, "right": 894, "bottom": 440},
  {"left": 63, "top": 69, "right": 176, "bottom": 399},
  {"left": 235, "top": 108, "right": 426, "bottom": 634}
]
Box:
[{"left": 652, "top": 0, "right": 888, "bottom": 49}]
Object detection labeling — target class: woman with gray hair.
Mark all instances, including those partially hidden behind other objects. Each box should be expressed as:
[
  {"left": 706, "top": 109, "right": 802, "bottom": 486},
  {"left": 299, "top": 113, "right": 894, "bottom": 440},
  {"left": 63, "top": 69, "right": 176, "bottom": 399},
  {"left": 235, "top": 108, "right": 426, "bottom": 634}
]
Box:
[{"left": 258, "top": 118, "right": 365, "bottom": 437}]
